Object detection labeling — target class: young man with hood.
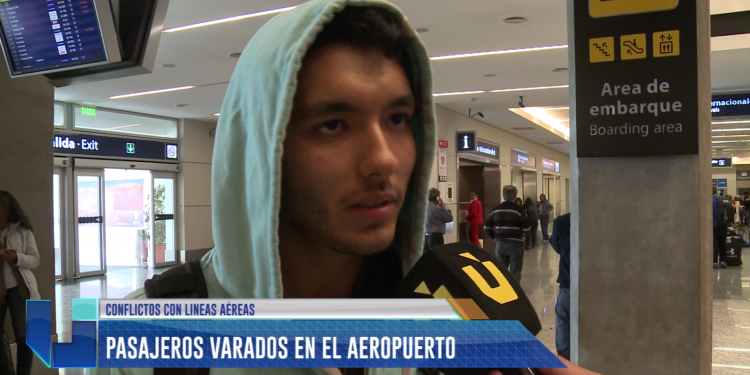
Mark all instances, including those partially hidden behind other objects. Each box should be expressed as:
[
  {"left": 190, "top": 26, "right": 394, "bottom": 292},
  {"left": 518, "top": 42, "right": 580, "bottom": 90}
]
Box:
[{"left": 88, "top": 1, "right": 599, "bottom": 374}]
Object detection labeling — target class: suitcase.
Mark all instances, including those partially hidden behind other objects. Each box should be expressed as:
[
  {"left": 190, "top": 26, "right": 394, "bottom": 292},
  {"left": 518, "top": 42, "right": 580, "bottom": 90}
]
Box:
[{"left": 726, "top": 236, "right": 743, "bottom": 266}]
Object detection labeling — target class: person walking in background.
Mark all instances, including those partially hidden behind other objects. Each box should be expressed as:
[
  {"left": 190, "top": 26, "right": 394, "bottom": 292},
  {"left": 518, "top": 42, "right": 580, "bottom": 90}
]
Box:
[
  {"left": 524, "top": 197, "right": 540, "bottom": 250},
  {"left": 734, "top": 196, "right": 741, "bottom": 226},
  {"left": 0, "top": 191, "right": 41, "bottom": 375},
  {"left": 425, "top": 188, "right": 453, "bottom": 252},
  {"left": 713, "top": 186, "right": 729, "bottom": 269},
  {"left": 539, "top": 194, "right": 554, "bottom": 244},
  {"left": 550, "top": 212, "right": 571, "bottom": 360},
  {"left": 485, "top": 186, "right": 531, "bottom": 282},
  {"left": 466, "top": 192, "right": 483, "bottom": 247}
]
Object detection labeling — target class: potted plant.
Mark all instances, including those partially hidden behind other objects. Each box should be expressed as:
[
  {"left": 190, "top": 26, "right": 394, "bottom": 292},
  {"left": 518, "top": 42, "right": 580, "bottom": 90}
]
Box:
[{"left": 153, "top": 184, "right": 167, "bottom": 263}]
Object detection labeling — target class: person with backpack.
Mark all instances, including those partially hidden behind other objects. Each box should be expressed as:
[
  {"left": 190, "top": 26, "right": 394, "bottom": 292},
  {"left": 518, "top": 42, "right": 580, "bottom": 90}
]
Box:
[
  {"left": 524, "top": 197, "right": 540, "bottom": 250},
  {"left": 714, "top": 187, "right": 730, "bottom": 269}
]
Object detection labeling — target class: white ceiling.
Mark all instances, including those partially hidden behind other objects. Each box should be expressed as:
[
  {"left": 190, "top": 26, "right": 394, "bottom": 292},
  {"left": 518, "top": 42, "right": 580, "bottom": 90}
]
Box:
[{"left": 52, "top": 0, "right": 750, "bottom": 156}]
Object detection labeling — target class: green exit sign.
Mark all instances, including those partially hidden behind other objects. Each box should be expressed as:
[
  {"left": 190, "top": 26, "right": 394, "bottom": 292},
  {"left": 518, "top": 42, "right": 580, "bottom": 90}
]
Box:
[
  {"left": 126, "top": 143, "right": 135, "bottom": 154},
  {"left": 81, "top": 106, "right": 96, "bottom": 116}
]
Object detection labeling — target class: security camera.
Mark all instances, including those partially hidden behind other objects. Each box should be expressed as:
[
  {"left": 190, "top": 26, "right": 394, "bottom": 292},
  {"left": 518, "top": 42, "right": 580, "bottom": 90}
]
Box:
[
  {"left": 469, "top": 108, "right": 485, "bottom": 118},
  {"left": 518, "top": 96, "right": 525, "bottom": 108}
]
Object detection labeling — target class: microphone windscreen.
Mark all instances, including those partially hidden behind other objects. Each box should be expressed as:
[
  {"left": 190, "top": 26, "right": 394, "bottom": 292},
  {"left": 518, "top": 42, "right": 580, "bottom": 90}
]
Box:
[{"left": 395, "top": 242, "right": 541, "bottom": 335}]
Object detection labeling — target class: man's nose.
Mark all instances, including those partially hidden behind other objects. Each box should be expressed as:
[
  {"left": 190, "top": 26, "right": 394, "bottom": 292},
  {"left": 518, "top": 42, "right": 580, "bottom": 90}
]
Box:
[{"left": 358, "top": 123, "right": 398, "bottom": 179}]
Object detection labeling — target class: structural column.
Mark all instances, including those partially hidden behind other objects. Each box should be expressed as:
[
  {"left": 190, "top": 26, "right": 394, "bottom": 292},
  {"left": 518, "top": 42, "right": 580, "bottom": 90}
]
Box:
[
  {"left": 567, "top": 0, "right": 713, "bottom": 374},
  {"left": 0, "top": 69, "right": 56, "bottom": 374}
]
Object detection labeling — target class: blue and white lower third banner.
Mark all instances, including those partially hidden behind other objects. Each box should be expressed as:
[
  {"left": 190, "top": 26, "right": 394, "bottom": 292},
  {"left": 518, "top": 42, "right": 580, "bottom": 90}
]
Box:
[{"left": 28, "top": 299, "right": 564, "bottom": 369}]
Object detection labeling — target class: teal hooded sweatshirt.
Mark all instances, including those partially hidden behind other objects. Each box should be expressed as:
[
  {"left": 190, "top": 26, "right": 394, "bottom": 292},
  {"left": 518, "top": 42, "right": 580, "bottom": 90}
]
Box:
[{"left": 87, "top": 0, "right": 435, "bottom": 374}]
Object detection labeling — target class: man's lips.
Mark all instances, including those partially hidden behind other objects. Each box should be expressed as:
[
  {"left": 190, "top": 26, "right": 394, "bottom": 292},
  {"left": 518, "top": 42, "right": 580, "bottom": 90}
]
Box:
[{"left": 350, "top": 193, "right": 398, "bottom": 221}]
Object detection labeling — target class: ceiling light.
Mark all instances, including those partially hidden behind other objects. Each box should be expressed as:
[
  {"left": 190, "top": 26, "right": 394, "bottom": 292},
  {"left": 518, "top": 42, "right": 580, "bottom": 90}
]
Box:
[
  {"left": 415, "top": 27, "right": 429, "bottom": 33},
  {"left": 433, "top": 90, "right": 486, "bottom": 97},
  {"left": 544, "top": 106, "right": 570, "bottom": 110},
  {"left": 711, "top": 128, "right": 750, "bottom": 132},
  {"left": 491, "top": 84, "right": 569, "bottom": 93},
  {"left": 712, "top": 140, "right": 750, "bottom": 144},
  {"left": 503, "top": 16, "right": 527, "bottom": 24},
  {"left": 163, "top": 6, "right": 297, "bottom": 33},
  {"left": 229, "top": 52, "right": 242, "bottom": 59},
  {"left": 551, "top": 67, "right": 568, "bottom": 73},
  {"left": 430, "top": 45, "right": 568, "bottom": 60},
  {"left": 109, "top": 85, "right": 195, "bottom": 99},
  {"left": 483, "top": 73, "right": 497, "bottom": 77},
  {"left": 713, "top": 120, "right": 750, "bottom": 125},
  {"left": 106, "top": 123, "right": 140, "bottom": 130},
  {"left": 213, "top": 113, "right": 220, "bottom": 116},
  {"left": 712, "top": 135, "right": 750, "bottom": 138},
  {"left": 161, "top": 63, "right": 176, "bottom": 68}
]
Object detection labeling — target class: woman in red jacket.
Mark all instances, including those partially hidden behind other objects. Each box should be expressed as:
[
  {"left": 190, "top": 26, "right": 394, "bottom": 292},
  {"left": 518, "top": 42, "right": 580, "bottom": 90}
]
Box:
[{"left": 466, "top": 192, "right": 483, "bottom": 247}]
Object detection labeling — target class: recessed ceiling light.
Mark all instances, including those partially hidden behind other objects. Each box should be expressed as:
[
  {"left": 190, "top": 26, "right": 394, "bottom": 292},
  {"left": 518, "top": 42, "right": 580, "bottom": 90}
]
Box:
[
  {"left": 503, "top": 16, "right": 527, "bottom": 24},
  {"left": 161, "top": 63, "right": 176, "bottom": 68},
  {"left": 213, "top": 113, "right": 220, "bottom": 116},
  {"left": 176, "top": 104, "right": 190, "bottom": 107},
  {"left": 229, "top": 52, "right": 242, "bottom": 59},
  {"left": 163, "top": 6, "right": 297, "bottom": 33},
  {"left": 490, "top": 84, "right": 569, "bottom": 93},
  {"left": 483, "top": 73, "right": 497, "bottom": 77},
  {"left": 433, "top": 90, "right": 486, "bottom": 97},
  {"left": 552, "top": 67, "right": 568, "bottom": 73},
  {"left": 430, "top": 44, "right": 568, "bottom": 60},
  {"left": 415, "top": 27, "right": 429, "bottom": 33},
  {"left": 109, "top": 85, "right": 195, "bottom": 100}
]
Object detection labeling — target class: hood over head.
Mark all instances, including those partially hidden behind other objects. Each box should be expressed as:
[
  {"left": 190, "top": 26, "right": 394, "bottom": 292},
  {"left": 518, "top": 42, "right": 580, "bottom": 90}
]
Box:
[{"left": 205, "top": 0, "right": 436, "bottom": 299}]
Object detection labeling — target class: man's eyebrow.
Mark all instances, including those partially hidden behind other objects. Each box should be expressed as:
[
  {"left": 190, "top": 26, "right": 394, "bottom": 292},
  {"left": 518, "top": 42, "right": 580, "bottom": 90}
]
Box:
[
  {"left": 388, "top": 95, "right": 416, "bottom": 109},
  {"left": 297, "top": 94, "right": 416, "bottom": 118},
  {"left": 299, "top": 101, "right": 357, "bottom": 118}
]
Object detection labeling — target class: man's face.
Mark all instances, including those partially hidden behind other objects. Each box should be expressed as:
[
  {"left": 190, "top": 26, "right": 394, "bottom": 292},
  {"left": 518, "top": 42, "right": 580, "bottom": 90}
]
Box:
[
  {"left": 470, "top": 193, "right": 476, "bottom": 200},
  {"left": 281, "top": 44, "right": 417, "bottom": 256},
  {"left": 540, "top": 194, "right": 546, "bottom": 201}
]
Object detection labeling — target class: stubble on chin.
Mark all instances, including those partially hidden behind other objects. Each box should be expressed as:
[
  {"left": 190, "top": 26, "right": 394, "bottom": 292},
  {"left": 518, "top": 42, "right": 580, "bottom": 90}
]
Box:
[{"left": 279, "top": 178, "right": 400, "bottom": 257}]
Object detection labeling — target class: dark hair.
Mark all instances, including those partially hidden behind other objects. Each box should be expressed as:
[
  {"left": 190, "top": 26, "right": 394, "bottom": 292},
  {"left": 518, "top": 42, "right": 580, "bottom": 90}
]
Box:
[
  {"left": 524, "top": 197, "right": 533, "bottom": 207},
  {"left": 428, "top": 188, "right": 440, "bottom": 202},
  {"left": 0, "top": 191, "right": 32, "bottom": 231},
  {"left": 309, "top": 6, "right": 410, "bottom": 63}
]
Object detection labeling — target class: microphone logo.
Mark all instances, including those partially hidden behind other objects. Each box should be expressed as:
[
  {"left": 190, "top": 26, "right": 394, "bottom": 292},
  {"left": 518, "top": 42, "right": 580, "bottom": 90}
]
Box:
[{"left": 459, "top": 252, "right": 519, "bottom": 305}]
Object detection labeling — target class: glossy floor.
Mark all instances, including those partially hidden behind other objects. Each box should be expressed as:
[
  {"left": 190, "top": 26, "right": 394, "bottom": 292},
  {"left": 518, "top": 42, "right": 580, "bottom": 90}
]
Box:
[{"left": 54, "top": 242, "right": 749, "bottom": 374}]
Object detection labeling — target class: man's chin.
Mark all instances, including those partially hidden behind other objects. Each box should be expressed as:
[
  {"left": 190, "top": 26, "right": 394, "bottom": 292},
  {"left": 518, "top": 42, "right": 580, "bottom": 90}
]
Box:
[{"left": 331, "top": 228, "right": 397, "bottom": 256}]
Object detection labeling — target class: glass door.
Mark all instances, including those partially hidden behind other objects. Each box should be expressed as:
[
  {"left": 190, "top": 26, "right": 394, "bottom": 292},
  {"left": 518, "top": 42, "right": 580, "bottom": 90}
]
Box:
[
  {"left": 151, "top": 172, "right": 178, "bottom": 268},
  {"left": 53, "top": 169, "right": 63, "bottom": 279},
  {"left": 74, "top": 169, "right": 107, "bottom": 277}
]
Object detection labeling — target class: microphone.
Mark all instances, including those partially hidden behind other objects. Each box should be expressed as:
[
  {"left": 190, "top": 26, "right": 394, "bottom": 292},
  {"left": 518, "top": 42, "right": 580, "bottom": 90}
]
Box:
[{"left": 394, "top": 242, "right": 543, "bottom": 375}]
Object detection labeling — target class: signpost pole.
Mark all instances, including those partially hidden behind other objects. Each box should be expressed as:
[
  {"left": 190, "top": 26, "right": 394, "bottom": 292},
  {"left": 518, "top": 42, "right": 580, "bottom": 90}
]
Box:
[{"left": 568, "top": 0, "right": 712, "bottom": 373}]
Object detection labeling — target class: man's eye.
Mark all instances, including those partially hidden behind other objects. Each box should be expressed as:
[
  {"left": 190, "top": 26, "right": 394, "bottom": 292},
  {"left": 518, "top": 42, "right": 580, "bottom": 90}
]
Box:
[
  {"left": 317, "top": 120, "right": 345, "bottom": 134},
  {"left": 389, "top": 114, "right": 410, "bottom": 127}
]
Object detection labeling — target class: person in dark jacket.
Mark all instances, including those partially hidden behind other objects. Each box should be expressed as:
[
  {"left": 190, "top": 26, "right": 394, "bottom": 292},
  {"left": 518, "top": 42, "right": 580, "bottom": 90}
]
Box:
[
  {"left": 485, "top": 186, "right": 530, "bottom": 282},
  {"left": 550, "top": 212, "right": 571, "bottom": 360},
  {"left": 425, "top": 188, "right": 453, "bottom": 251},
  {"left": 524, "top": 197, "right": 540, "bottom": 250}
]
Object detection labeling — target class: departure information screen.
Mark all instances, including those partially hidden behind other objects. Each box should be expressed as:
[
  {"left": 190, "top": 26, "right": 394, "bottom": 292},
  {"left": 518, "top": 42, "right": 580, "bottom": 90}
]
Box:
[{"left": 0, "top": 0, "right": 109, "bottom": 76}]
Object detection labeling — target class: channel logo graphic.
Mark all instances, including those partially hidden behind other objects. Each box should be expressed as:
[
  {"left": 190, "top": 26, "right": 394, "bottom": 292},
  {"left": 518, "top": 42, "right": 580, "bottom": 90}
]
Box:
[{"left": 27, "top": 299, "right": 97, "bottom": 368}]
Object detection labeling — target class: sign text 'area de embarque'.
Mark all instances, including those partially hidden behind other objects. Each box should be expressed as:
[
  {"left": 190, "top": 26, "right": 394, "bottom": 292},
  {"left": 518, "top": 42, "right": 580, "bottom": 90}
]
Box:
[{"left": 575, "top": 0, "right": 700, "bottom": 157}]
